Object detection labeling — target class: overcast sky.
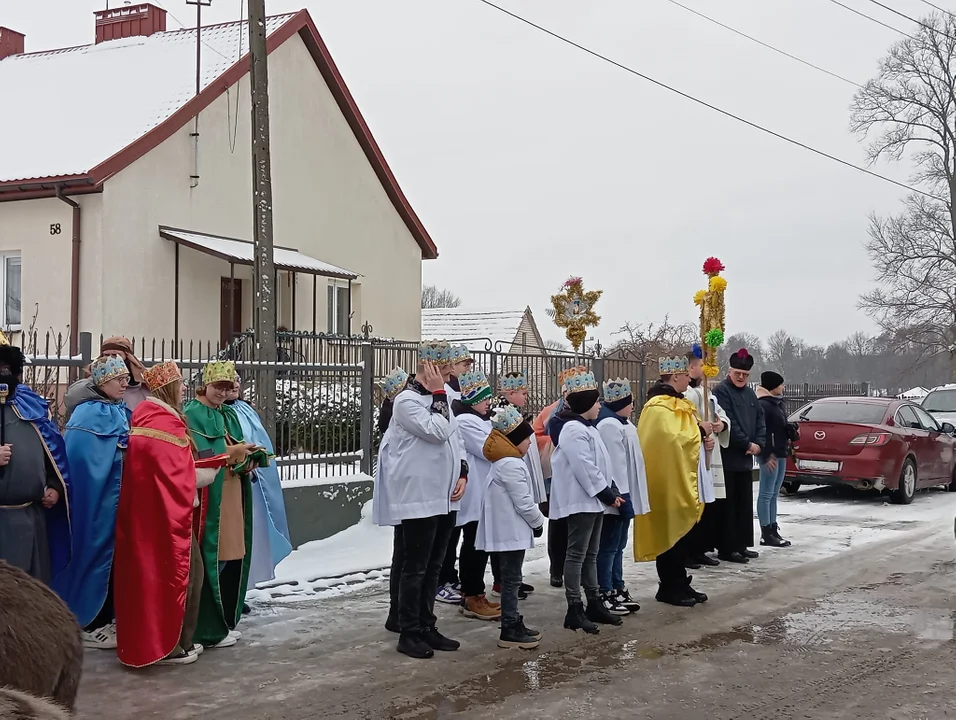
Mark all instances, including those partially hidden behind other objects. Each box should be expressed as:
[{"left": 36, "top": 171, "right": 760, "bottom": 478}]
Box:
[{"left": 6, "top": 0, "right": 934, "bottom": 347}]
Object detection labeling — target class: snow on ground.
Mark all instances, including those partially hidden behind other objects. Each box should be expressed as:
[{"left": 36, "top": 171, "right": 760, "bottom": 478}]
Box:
[
  {"left": 278, "top": 457, "right": 366, "bottom": 487},
  {"left": 248, "top": 485, "right": 956, "bottom": 605}
]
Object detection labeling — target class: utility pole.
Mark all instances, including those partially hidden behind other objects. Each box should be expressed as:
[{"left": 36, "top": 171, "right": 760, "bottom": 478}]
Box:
[{"left": 248, "top": 0, "right": 278, "bottom": 440}]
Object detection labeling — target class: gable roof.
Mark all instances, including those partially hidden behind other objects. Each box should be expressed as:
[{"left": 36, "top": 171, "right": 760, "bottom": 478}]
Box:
[
  {"left": 0, "top": 9, "right": 438, "bottom": 259},
  {"left": 421, "top": 307, "right": 543, "bottom": 353}
]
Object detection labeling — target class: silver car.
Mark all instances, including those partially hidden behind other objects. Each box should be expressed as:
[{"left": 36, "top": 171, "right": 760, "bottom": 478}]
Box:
[{"left": 922, "top": 384, "right": 956, "bottom": 428}]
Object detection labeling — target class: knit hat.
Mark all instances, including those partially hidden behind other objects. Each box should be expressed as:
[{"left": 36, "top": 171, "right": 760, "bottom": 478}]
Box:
[
  {"left": 492, "top": 405, "right": 534, "bottom": 447},
  {"left": 460, "top": 370, "right": 493, "bottom": 405},
  {"left": 564, "top": 370, "right": 599, "bottom": 414},
  {"left": 729, "top": 348, "right": 755, "bottom": 371},
  {"left": 91, "top": 356, "right": 129, "bottom": 387},
  {"left": 143, "top": 361, "right": 182, "bottom": 392},
  {"left": 760, "top": 371, "right": 784, "bottom": 391}
]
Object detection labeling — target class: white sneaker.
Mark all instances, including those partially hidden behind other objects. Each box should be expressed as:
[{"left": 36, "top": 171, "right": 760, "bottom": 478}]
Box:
[
  {"left": 83, "top": 623, "right": 117, "bottom": 650},
  {"left": 192, "top": 644, "right": 204, "bottom": 656},
  {"left": 157, "top": 649, "right": 200, "bottom": 666},
  {"left": 435, "top": 583, "right": 462, "bottom": 604},
  {"left": 228, "top": 630, "right": 242, "bottom": 640},
  {"left": 210, "top": 633, "right": 238, "bottom": 649}
]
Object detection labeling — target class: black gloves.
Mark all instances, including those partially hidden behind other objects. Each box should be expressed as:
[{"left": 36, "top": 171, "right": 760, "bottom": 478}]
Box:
[{"left": 533, "top": 525, "right": 544, "bottom": 538}]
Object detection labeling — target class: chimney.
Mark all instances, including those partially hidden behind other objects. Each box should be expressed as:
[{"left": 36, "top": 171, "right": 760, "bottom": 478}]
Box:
[
  {"left": 94, "top": 3, "right": 166, "bottom": 44},
  {"left": 0, "top": 27, "right": 25, "bottom": 60}
]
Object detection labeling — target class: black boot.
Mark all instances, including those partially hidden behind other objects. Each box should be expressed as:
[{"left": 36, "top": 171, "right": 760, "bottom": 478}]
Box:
[
  {"left": 397, "top": 632, "right": 434, "bottom": 659},
  {"left": 563, "top": 601, "right": 599, "bottom": 634},
  {"left": 655, "top": 584, "right": 696, "bottom": 607},
  {"left": 586, "top": 594, "right": 624, "bottom": 626},
  {"left": 718, "top": 551, "right": 749, "bottom": 564},
  {"left": 760, "top": 525, "right": 787, "bottom": 547},
  {"left": 685, "top": 575, "right": 708, "bottom": 604},
  {"left": 772, "top": 523, "right": 792, "bottom": 547},
  {"left": 385, "top": 613, "right": 400, "bottom": 634},
  {"left": 498, "top": 623, "right": 541, "bottom": 649},
  {"left": 422, "top": 626, "right": 460, "bottom": 652},
  {"left": 741, "top": 548, "right": 760, "bottom": 559},
  {"left": 550, "top": 576, "right": 564, "bottom": 588},
  {"left": 697, "top": 553, "right": 720, "bottom": 567}
]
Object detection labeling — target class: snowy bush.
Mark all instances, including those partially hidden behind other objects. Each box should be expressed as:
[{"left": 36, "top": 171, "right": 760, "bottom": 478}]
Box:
[{"left": 271, "top": 379, "right": 362, "bottom": 457}]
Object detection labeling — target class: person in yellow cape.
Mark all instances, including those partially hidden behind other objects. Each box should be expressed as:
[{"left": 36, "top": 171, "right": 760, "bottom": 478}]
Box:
[{"left": 634, "top": 354, "right": 714, "bottom": 607}]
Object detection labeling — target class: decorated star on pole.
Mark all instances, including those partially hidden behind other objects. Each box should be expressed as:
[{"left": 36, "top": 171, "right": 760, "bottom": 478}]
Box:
[{"left": 548, "top": 276, "right": 602, "bottom": 352}]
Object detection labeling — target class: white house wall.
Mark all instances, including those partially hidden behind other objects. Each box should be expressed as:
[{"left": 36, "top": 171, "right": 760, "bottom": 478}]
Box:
[{"left": 93, "top": 33, "right": 422, "bottom": 344}]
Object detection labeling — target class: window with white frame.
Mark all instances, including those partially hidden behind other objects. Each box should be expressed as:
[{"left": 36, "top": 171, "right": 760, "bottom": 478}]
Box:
[
  {"left": 327, "top": 280, "right": 350, "bottom": 335},
  {"left": 1, "top": 254, "right": 21, "bottom": 329}
]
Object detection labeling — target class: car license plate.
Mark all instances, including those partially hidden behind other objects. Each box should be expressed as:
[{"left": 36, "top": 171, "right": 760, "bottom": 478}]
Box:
[{"left": 798, "top": 460, "right": 840, "bottom": 472}]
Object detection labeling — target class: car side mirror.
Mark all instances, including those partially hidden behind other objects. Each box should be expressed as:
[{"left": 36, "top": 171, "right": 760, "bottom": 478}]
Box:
[{"left": 941, "top": 422, "right": 956, "bottom": 434}]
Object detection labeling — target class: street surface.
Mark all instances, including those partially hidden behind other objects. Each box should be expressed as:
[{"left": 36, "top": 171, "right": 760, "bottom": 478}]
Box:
[{"left": 78, "top": 486, "right": 956, "bottom": 719}]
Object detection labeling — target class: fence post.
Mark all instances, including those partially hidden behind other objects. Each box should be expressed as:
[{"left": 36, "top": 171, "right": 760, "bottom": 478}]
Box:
[
  {"left": 638, "top": 363, "right": 647, "bottom": 409},
  {"left": 360, "top": 341, "right": 374, "bottom": 476},
  {"left": 78, "top": 332, "right": 92, "bottom": 364},
  {"left": 861, "top": 381, "right": 870, "bottom": 397},
  {"left": 593, "top": 356, "right": 605, "bottom": 392}
]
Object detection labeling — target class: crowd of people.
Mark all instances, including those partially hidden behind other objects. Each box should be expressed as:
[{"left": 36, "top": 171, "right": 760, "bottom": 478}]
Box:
[
  {"left": 373, "top": 341, "right": 798, "bottom": 658},
  {"left": 0, "top": 336, "right": 293, "bottom": 669}
]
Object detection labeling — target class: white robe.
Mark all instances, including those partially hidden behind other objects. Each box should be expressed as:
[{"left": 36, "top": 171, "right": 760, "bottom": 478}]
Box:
[
  {"left": 476, "top": 456, "right": 545, "bottom": 553},
  {"left": 524, "top": 439, "right": 548, "bottom": 505},
  {"left": 596, "top": 415, "right": 651, "bottom": 516},
  {"left": 455, "top": 412, "right": 493, "bottom": 526},
  {"left": 549, "top": 420, "right": 614, "bottom": 520},
  {"left": 684, "top": 384, "right": 731, "bottom": 501}
]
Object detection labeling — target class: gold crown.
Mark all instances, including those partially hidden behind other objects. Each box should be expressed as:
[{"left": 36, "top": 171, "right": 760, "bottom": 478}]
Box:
[{"left": 202, "top": 360, "right": 236, "bottom": 386}]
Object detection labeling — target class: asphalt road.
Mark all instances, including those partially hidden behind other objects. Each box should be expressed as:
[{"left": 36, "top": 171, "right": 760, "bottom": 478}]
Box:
[{"left": 77, "top": 486, "right": 956, "bottom": 719}]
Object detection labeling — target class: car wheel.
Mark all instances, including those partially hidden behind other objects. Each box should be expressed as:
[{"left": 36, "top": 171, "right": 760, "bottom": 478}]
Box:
[
  {"left": 782, "top": 481, "right": 800, "bottom": 495},
  {"left": 893, "top": 458, "right": 917, "bottom": 505}
]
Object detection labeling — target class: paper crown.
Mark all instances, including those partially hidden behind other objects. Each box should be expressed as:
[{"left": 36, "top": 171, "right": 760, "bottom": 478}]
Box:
[
  {"left": 143, "top": 361, "right": 183, "bottom": 392},
  {"left": 91, "top": 355, "right": 129, "bottom": 387},
  {"left": 659, "top": 355, "right": 690, "bottom": 375},
  {"left": 202, "top": 360, "right": 237, "bottom": 386},
  {"left": 418, "top": 340, "right": 452, "bottom": 365},
  {"left": 460, "top": 369, "right": 492, "bottom": 405},
  {"left": 564, "top": 370, "right": 598, "bottom": 395},
  {"left": 558, "top": 365, "right": 589, "bottom": 387},
  {"left": 491, "top": 404, "right": 524, "bottom": 436},
  {"left": 383, "top": 367, "right": 409, "bottom": 399},
  {"left": 500, "top": 371, "right": 528, "bottom": 392},
  {"left": 603, "top": 378, "right": 632, "bottom": 402},
  {"left": 449, "top": 344, "right": 474, "bottom": 364}
]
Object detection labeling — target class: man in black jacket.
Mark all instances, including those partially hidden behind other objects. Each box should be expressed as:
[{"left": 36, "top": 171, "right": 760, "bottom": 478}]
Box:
[{"left": 712, "top": 349, "right": 766, "bottom": 564}]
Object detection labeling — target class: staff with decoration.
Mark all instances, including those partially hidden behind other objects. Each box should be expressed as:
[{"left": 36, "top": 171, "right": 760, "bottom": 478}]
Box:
[
  {"left": 693, "top": 257, "right": 727, "bottom": 469},
  {"left": 549, "top": 277, "right": 602, "bottom": 358}
]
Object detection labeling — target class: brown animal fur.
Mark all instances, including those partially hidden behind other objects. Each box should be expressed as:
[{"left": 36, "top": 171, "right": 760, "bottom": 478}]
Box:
[
  {"left": 0, "top": 562, "right": 83, "bottom": 714},
  {"left": 0, "top": 688, "right": 71, "bottom": 720}
]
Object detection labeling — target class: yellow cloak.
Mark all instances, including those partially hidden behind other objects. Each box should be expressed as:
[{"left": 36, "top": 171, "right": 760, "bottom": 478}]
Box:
[{"left": 633, "top": 393, "right": 703, "bottom": 562}]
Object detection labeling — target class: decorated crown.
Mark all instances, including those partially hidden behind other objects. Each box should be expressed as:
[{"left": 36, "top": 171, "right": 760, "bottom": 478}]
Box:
[
  {"left": 500, "top": 371, "right": 528, "bottom": 392},
  {"left": 460, "top": 369, "right": 492, "bottom": 405},
  {"left": 383, "top": 367, "right": 409, "bottom": 399},
  {"left": 418, "top": 340, "right": 452, "bottom": 365},
  {"left": 449, "top": 344, "right": 474, "bottom": 364},
  {"left": 659, "top": 355, "right": 690, "bottom": 375},
  {"left": 202, "top": 360, "right": 236, "bottom": 386},
  {"left": 564, "top": 370, "right": 598, "bottom": 394},
  {"left": 143, "top": 361, "right": 182, "bottom": 392},
  {"left": 603, "top": 378, "right": 632, "bottom": 402},
  {"left": 91, "top": 355, "right": 129, "bottom": 387},
  {"left": 491, "top": 404, "right": 524, "bottom": 435},
  {"left": 558, "top": 365, "right": 588, "bottom": 386}
]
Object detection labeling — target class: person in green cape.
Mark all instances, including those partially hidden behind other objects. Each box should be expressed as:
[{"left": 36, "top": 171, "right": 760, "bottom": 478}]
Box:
[{"left": 185, "top": 360, "right": 267, "bottom": 649}]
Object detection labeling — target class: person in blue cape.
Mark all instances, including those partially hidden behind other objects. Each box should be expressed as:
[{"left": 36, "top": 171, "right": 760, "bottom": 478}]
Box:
[
  {"left": 0, "top": 342, "right": 72, "bottom": 586},
  {"left": 227, "top": 375, "right": 292, "bottom": 589},
  {"left": 55, "top": 355, "right": 131, "bottom": 651}
]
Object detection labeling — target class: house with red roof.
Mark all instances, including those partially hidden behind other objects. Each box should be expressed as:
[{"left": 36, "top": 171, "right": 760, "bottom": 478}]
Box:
[{"left": 0, "top": 4, "right": 437, "bottom": 351}]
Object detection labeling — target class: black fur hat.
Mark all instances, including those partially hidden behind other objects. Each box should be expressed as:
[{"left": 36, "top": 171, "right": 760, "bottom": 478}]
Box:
[{"left": 0, "top": 345, "right": 25, "bottom": 376}]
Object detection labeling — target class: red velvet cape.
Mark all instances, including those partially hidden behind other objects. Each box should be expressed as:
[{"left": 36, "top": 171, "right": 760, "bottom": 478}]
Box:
[{"left": 114, "top": 399, "right": 196, "bottom": 668}]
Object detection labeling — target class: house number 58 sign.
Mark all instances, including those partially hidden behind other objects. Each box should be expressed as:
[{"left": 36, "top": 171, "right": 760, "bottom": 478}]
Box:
[{"left": 50, "top": 223, "right": 62, "bottom": 235}]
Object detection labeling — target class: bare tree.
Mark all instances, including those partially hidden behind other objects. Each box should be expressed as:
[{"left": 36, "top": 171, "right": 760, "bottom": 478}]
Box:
[
  {"left": 543, "top": 338, "right": 569, "bottom": 353},
  {"left": 610, "top": 316, "right": 698, "bottom": 365},
  {"left": 421, "top": 285, "right": 462, "bottom": 309},
  {"left": 850, "top": 12, "right": 956, "bottom": 379}
]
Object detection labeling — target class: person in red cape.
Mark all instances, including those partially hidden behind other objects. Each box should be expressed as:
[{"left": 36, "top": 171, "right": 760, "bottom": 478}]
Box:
[{"left": 113, "top": 361, "right": 227, "bottom": 668}]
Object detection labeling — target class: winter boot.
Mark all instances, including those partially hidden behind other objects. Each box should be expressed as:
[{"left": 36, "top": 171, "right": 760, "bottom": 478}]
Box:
[
  {"left": 685, "top": 575, "right": 708, "bottom": 604},
  {"left": 772, "top": 523, "right": 792, "bottom": 546},
  {"left": 760, "top": 525, "right": 787, "bottom": 548},
  {"left": 655, "top": 584, "right": 696, "bottom": 607},
  {"left": 517, "top": 616, "right": 541, "bottom": 639},
  {"left": 586, "top": 594, "right": 624, "bottom": 626},
  {"left": 397, "top": 632, "right": 434, "bottom": 659},
  {"left": 498, "top": 623, "right": 541, "bottom": 649},
  {"left": 459, "top": 595, "right": 501, "bottom": 621},
  {"left": 563, "top": 601, "right": 599, "bottom": 634},
  {"left": 422, "top": 626, "right": 460, "bottom": 652},
  {"left": 742, "top": 548, "right": 760, "bottom": 559},
  {"left": 550, "top": 575, "right": 564, "bottom": 588}
]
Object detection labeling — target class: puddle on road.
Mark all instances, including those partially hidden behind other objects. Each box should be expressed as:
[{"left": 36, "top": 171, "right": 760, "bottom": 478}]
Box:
[{"left": 387, "top": 588, "right": 956, "bottom": 718}]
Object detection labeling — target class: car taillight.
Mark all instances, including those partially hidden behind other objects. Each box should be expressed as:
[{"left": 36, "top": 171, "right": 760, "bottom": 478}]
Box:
[{"left": 849, "top": 433, "right": 890, "bottom": 447}]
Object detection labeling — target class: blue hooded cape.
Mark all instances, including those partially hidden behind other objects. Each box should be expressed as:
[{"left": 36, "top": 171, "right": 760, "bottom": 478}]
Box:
[
  {"left": 11, "top": 385, "right": 73, "bottom": 580},
  {"left": 233, "top": 399, "right": 292, "bottom": 586},
  {"left": 54, "top": 397, "right": 130, "bottom": 626}
]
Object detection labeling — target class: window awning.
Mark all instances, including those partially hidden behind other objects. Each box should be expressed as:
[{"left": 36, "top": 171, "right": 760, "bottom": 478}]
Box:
[{"left": 159, "top": 226, "right": 359, "bottom": 280}]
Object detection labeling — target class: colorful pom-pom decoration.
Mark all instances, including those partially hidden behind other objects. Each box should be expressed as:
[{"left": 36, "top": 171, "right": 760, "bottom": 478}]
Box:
[
  {"left": 702, "top": 257, "right": 725, "bottom": 277},
  {"left": 693, "top": 289, "right": 707, "bottom": 306},
  {"left": 709, "top": 275, "right": 728, "bottom": 293},
  {"left": 691, "top": 343, "right": 704, "bottom": 360},
  {"left": 704, "top": 328, "right": 725, "bottom": 347},
  {"left": 702, "top": 363, "right": 720, "bottom": 378}
]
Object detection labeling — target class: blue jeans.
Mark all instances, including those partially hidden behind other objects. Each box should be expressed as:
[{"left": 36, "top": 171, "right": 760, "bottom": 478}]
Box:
[
  {"left": 757, "top": 457, "right": 788, "bottom": 527},
  {"left": 597, "top": 513, "right": 631, "bottom": 593}
]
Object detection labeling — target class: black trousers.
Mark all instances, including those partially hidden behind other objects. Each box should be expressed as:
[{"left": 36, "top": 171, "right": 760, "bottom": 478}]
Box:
[
  {"left": 719, "top": 470, "right": 756, "bottom": 554},
  {"left": 687, "top": 501, "right": 719, "bottom": 556},
  {"left": 656, "top": 529, "right": 694, "bottom": 592},
  {"left": 397, "top": 512, "right": 457, "bottom": 634},
  {"left": 389, "top": 526, "right": 403, "bottom": 618},
  {"left": 438, "top": 524, "right": 462, "bottom": 586},
  {"left": 459, "top": 521, "right": 489, "bottom": 597},
  {"left": 542, "top": 501, "right": 568, "bottom": 580}
]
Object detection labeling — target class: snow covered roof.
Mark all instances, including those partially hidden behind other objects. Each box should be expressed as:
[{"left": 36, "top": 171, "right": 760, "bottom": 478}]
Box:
[
  {"left": 421, "top": 307, "right": 540, "bottom": 353},
  {"left": 0, "top": 9, "right": 438, "bottom": 259},
  {"left": 899, "top": 386, "right": 930, "bottom": 399},
  {"left": 159, "top": 227, "right": 359, "bottom": 279}
]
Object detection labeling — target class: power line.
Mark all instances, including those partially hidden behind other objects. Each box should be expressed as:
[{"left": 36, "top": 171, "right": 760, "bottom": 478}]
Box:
[
  {"left": 665, "top": 0, "right": 861, "bottom": 87},
  {"left": 152, "top": 0, "right": 235, "bottom": 63},
  {"left": 825, "top": 0, "right": 918, "bottom": 39},
  {"left": 863, "top": 0, "right": 956, "bottom": 40},
  {"left": 915, "top": 0, "right": 956, "bottom": 17},
  {"left": 474, "top": 0, "right": 942, "bottom": 201}
]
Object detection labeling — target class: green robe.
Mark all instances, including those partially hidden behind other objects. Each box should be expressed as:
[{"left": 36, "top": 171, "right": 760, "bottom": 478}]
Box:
[{"left": 184, "top": 399, "right": 254, "bottom": 647}]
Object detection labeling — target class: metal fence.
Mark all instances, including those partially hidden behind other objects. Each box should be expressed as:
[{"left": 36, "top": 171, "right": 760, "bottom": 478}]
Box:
[{"left": 19, "top": 330, "right": 875, "bottom": 482}]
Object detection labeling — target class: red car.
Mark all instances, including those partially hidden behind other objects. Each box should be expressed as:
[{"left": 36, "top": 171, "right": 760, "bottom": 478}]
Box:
[{"left": 784, "top": 397, "right": 956, "bottom": 504}]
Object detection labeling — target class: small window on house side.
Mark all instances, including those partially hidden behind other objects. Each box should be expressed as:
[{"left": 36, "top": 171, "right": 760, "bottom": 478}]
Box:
[
  {"left": 327, "top": 281, "right": 351, "bottom": 335},
  {"left": 2, "top": 254, "right": 21, "bottom": 328}
]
